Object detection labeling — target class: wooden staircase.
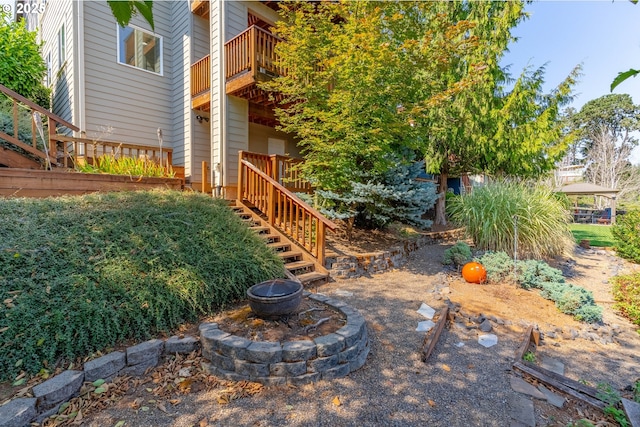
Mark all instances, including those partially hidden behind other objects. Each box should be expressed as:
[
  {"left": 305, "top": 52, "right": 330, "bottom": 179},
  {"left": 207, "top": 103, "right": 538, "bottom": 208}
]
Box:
[{"left": 228, "top": 200, "right": 331, "bottom": 286}]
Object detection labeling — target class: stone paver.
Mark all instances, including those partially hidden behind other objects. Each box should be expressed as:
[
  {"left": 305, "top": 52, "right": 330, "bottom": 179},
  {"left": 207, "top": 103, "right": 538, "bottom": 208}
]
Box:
[
  {"left": 509, "top": 394, "right": 536, "bottom": 427},
  {"left": 0, "top": 398, "right": 37, "bottom": 427},
  {"left": 510, "top": 376, "right": 546, "bottom": 400}
]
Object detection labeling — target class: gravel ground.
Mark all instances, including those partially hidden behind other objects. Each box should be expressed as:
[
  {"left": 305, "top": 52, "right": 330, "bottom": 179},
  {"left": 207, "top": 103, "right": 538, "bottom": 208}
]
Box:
[
  {"left": 84, "top": 244, "right": 526, "bottom": 427},
  {"left": 81, "top": 243, "right": 640, "bottom": 427}
]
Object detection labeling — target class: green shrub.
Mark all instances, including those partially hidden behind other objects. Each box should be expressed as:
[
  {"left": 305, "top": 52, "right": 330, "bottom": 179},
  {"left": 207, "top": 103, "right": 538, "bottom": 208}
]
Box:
[
  {"left": 75, "top": 154, "right": 174, "bottom": 177},
  {"left": 611, "top": 272, "right": 640, "bottom": 327},
  {"left": 443, "top": 241, "right": 472, "bottom": 267},
  {"left": 447, "top": 180, "right": 573, "bottom": 259},
  {"left": 612, "top": 210, "right": 640, "bottom": 264},
  {"left": 0, "top": 190, "right": 284, "bottom": 381},
  {"left": 474, "top": 251, "right": 602, "bottom": 322},
  {"left": 475, "top": 251, "right": 515, "bottom": 284},
  {"left": 539, "top": 282, "right": 601, "bottom": 323},
  {"left": 519, "top": 260, "right": 565, "bottom": 290}
]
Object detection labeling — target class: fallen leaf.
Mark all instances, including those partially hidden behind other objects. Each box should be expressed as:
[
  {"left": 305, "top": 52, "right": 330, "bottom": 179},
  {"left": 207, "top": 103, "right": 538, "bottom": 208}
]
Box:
[
  {"left": 217, "top": 395, "right": 229, "bottom": 405},
  {"left": 169, "top": 399, "right": 181, "bottom": 405},
  {"left": 428, "top": 399, "right": 436, "bottom": 407},
  {"left": 441, "top": 364, "right": 451, "bottom": 372},
  {"left": 114, "top": 421, "right": 125, "bottom": 427},
  {"left": 140, "top": 406, "right": 150, "bottom": 412},
  {"left": 199, "top": 418, "right": 209, "bottom": 427},
  {"left": 92, "top": 379, "right": 106, "bottom": 387},
  {"left": 332, "top": 396, "right": 341, "bottom": 407},
  {"left": 157, "top": 403, "right": 168, "bottom": 413}
]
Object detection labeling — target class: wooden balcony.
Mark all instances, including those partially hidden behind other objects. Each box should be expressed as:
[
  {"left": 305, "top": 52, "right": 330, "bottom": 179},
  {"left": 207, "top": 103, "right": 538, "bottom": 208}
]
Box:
[
  {"left": 191, "top": 54, "right": 211, "bottom": 111},
  {"left": 225, "top": 25, "right": 285, "bottom": 105},
  {"left": 191, "top": 0, "right": 209, "bottom": 18}
]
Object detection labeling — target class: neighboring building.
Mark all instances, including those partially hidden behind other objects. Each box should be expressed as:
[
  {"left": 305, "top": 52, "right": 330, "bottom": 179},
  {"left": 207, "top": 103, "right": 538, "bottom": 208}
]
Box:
[
  {"left": 28, "top": 0, "right": 298, "bottom": 196},
  {"left": 555, "top": 164, "right": 586, "bottom": 186}
]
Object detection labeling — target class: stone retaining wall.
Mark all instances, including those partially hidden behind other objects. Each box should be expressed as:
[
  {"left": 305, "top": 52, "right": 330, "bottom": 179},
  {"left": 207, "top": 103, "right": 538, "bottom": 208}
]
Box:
[
  {"left": 0, "top": 335, "right": 198, "bottom": 426},
  {"left": 201, "top": 292, "right": 369, "bottom": 386},
  {"left": 327, "top": 228, "right": 465, "bottom": 279}
]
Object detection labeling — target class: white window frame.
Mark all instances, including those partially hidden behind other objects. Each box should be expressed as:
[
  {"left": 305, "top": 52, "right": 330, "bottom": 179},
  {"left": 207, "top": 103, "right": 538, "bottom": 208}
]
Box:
[
  {"left": 116, "top": 24, "right": 163, "bottom": 76},
  {"left": 58, "top": 24, "right": 65, "bottom": 70},
  {"left": 45, "top": 52, "right": 52, "bottom": 87}
]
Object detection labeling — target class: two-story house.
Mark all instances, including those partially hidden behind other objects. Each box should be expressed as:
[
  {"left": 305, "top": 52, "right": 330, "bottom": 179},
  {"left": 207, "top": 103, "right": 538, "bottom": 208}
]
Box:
[{"left": 32, "top": 0, "right": 297, "bottom": 197}]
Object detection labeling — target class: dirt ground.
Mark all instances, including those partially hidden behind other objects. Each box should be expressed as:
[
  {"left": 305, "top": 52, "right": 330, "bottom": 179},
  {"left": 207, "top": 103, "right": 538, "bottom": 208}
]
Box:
[{"left": 2, "top": 229, "right": 640, "bottom": 426}]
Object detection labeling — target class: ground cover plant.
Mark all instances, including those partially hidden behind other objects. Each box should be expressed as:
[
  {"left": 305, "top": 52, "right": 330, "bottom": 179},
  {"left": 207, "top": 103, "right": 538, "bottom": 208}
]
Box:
[
  {"left": 0, "top": 190, "right": 284, "bottom": 382},
  {"left": 447, "top": 181, "right": 574, "bottom": 259},
  {"left": 474, "top": 251, "right": 602, "bottom": 323},
  {"left": 570, "top": 223, "right": 615, "bottom": 248}
]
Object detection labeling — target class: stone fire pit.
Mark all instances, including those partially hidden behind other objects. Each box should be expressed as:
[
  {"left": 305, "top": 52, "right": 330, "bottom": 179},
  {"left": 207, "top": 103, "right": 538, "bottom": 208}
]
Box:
[
  {"left": 246, "top": 278, "right": 303, "bottom": 319},
  {"left": 200, "top": 291, "right": 369, "bottom": 386}
]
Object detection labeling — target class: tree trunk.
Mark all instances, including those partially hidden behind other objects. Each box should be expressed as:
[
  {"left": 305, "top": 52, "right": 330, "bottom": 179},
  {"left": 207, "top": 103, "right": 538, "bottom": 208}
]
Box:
[{"left": 435, "top": 171, "right": 448, "bottom": 226}]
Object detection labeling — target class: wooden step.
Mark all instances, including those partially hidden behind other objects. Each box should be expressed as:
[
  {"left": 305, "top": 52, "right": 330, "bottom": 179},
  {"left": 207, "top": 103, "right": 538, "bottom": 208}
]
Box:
[
  {"left": 295, "top": 271, "right": 329, "bottom": 286},
  {"left": 260, "top": 233, "right": 281, "bottom": 243},
  {"left": 279, "top": 251, "right": 302, "bottom": 261},
  {"left": 250, "top": 226, "right": 271, "bottom": 234},
  {"left": 285, "top": 260, "right": 314, "bottom": 273},
  {"left": 267, "top": 242, "right": 291, "bottom": 252}
]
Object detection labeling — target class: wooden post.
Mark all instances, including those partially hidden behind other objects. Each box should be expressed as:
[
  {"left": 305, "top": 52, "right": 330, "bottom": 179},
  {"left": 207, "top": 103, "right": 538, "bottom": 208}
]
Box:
[
  {"left": 48, "top": 117, "right": 56, "bottom": 164},
  {"left": 237, "top": 151, "right": 244, "bottom": 202},
  {"left": 12, "top": 100, "right": 18, "bottom": 140},
  {"left": 201, "top": 161, "right": 207, "bottom": 193},
  {"left": 250, "top": 26, "right": 256, "bottom": 78},
  {"left": 317, "top": 222, "right": 326, "bottom": 266},
  {"left": 31, "top": 111, "right": 37, "bottom": 148},
  {"left": 267, "top": 183, "right": 276, "bottom": 225},
  {"left": 270, "top": 155, "right": 278, "bottom": 182}
]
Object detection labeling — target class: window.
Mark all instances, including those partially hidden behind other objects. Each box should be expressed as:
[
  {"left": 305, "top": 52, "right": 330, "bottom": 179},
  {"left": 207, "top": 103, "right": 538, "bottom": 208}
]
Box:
[
  {"left": 117, "top": 25, "right": 162, "bottom": 75},
  {"left": 58, "top": 24, "right": 65, "bottom": 70},
  {"left": 45, "top": 52, "right": 52, "bottom": 86}
]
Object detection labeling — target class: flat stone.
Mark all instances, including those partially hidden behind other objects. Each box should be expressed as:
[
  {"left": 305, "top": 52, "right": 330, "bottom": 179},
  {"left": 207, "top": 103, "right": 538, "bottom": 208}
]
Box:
[
  {"left": 83, "top": 351, "right": 126, "bottom": 383},
  {"left": 510, "top": 376, "right": 546, "bottom": 400},
  {"left": 314, "top": 333, "right": 345, "bottom": 357},
  {"left": 349, "top": 343, "right": 370, "bottom": 372},
  {"left": 307, "top": 354, "right": 338, "bottom": 373},
  {"left": 32, "top": 370, "right": 84, "bottom": 411},
  {"left": 200, "top": 328, "right": 231, "bottom": 359},
  {"left": 335, "top": 322, "right": 364, "bottom": 347},
  {"left": 217, "top": 335, "right": 252, "bottom": 359},
  {"left": 208, "top": 351, "right": 235, "bottom": 372},
  {"left": 126, "top": 339, "right": 164, "bottom": 366},
  {"left": 234, "top": 359, "right": 269, "bottom": 378},
  {"left": 307, "top": 293, "right": 330, "bottom": 303},
  {"left": 479, "top": 319, "right": 493, "bottom": 332},
  {"left": 509, "top": 394, "right": 536, "bottom": 427},
  {"left": 198, "top": 322, "right": 219, "bottom": 334},
  {"left": 338, "top": 343, "right": 360, "bottom": 364},
  {"left": 203, "top": 364, "right": 247, "bottom": 381},
  {"left": 251, "top": 376, "right": 287, "bottom": 387},
  {"left": 321, "top": 363, "right": 351, "bottom": 380},
  {"left": 269, "top": 361, "right": 307, "bottom": 377},
  {"left": 0, "top": 397, "right": 37, "bottom": 427},
  {"left": 540, "top": 357, "right": 565, "bottom": 376},
  {"left": 537, "top": 385, "right": 565, "bottom": 408},
  {"left": 287, "top": 372, "right": 320, "bottom": 386},
  {"left": 120, "top": 356, "right": 159, "bottom": 376},
  {"left": 165, "top": 335, "right": 198, "bottom": 354},
  {"left": 282, "top": 340, "right": 316, "bottom": 362},
  {"left": 245, "top": 341, "right": 282, "bottom": 364},
  {"left": 622, "top": 398, "right": 640, "bottom": 427}
]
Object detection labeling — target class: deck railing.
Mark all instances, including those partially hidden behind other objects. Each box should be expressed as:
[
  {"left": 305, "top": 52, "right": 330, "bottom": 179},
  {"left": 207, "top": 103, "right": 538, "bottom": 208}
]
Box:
[
  {"left": 191, "top": 54, "right": 210, "bottom": 97},
  {"left": 240, "top": 151, "right": 311, "bottom": 193},
  {"left": 0, "top": 83, "right": 78, "bottom": 167},
  {"left": 1, "top": 83, "right": 172, "bottom": 172},
  {"left": 225, "top": 25, "right": 285, "bottom": 81},
  {"left": 53, "top": 135, "right": 173, "bottom": 171},
  {"left": 238, "top": 150, "right": 335, "bottom": 265}
]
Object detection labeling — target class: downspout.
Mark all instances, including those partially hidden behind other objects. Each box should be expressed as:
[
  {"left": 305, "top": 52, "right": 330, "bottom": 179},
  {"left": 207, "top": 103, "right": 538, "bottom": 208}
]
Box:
[
  {"left": 74, "top": 0, "right": 86, "bottom": 134},
  {"left": 219, "top": 0, "right": 227, "bottom": 198}
]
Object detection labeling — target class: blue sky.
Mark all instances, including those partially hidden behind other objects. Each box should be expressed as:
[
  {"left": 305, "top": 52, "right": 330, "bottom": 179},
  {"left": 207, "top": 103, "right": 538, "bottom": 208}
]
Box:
[{"left": 501, "top": 0, "right": 640, "bottom": 164}]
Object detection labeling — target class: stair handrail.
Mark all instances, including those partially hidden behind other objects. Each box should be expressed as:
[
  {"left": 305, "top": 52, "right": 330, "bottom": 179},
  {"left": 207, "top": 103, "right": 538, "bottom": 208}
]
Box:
[
  {"left": 238, "top": 152, "right": 336, "bottom": 266},
  {"left": 0, "top": 83, "right": 78, "bottom": 131}
]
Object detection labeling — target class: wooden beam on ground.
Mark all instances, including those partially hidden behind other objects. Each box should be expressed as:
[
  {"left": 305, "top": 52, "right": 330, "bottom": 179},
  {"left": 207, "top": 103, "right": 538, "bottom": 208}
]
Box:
[
  {"left": 513, "top": 361, "right": 606, "bottom": 411},
  {"left": 514, "top": 325, "right": 534, "bottom": 362},
  {"left": 421, "top": 306, "right": 449, "bottom": 363}
]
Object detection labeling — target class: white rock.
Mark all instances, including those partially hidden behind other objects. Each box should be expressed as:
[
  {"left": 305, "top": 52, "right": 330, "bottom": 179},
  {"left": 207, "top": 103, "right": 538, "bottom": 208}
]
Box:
[
  {"left": 478, "top": 334, "right": 498, "bottom": 348},
  {"left": 417, "top": 303, "right": 436, "bottom": 319},
  {"left": 416, "top": 320, "right": 436, "bottom": 332}
]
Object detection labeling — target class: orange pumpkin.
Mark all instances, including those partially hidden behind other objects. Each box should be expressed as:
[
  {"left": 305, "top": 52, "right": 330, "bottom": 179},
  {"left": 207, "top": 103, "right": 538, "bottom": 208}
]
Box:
[{"left": 461, "top": 262, "right": 487, "bottom": 284}]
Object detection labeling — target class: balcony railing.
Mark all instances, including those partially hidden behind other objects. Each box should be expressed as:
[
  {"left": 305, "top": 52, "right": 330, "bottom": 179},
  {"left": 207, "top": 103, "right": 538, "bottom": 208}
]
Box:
[{"left": 225, "top": 25, "right": 284, "bottom": 94}]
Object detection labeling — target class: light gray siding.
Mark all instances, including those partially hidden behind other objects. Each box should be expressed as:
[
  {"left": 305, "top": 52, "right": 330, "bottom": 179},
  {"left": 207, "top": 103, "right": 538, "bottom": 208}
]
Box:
[
  {"left": 248, "top": 123, "right": 300, "bottom": 157},
  {"left": 191, "top": 11, "right": 211, "bottom": 185},
  {"left": 210, "top": 0, "right": 223, "bottom": 189},
  {"left": 39, "top": 0, "right": 74, "bottom": 128},
  {"left": 169, "top": 1, "right": 191, "bottom": 176},
  {"left": 82, "top": 1, "right": 173, "bottom": 147}
]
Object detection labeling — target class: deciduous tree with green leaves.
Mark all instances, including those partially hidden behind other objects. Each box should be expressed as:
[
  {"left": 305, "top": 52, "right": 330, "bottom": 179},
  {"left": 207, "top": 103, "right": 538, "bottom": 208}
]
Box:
[
  {"left": 266, "top": 1, "right": 578, "bottom": 227},
  {"left": 0, "top": 11, "right": 49, "bottom": 106}
]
